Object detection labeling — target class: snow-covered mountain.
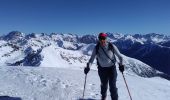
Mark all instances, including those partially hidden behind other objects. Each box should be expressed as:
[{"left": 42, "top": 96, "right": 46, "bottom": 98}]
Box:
[
  {"left": 0, "top": 31, "right": 170, "bottom": 100},
  {"left": 113, "top": 33, "right": 170, "bottom": 76},
  {"left": 0, "top": 31, "right": 170, "bottom": 78}
]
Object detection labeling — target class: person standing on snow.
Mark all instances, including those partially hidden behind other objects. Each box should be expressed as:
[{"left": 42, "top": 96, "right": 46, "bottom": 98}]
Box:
[{"left": 84, "top": 32, "right": 125, "bottom": 100}]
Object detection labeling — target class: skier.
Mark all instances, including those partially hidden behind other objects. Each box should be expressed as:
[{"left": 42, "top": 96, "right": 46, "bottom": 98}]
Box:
[{"left": 84, "top": 32, "right": 125, "bottom": 100}]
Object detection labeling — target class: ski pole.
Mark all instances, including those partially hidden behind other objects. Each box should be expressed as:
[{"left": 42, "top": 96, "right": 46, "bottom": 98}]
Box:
[
  {"left": 82, "top": 74, "right": 87, "bottom": 98},
  {"left": 121, "top": 72, "right": 133, "bottom": 100}
]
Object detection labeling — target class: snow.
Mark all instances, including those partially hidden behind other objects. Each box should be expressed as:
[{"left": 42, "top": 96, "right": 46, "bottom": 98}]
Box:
[
  {"left": 0, "top": 45, "right": 13, "bottom": 56},
  {"left": 80, "top": 43, "right": 95, "bottom": 56},
  {"left": 40, "top": 44, "right": 88, "bottom": 69},
  {"left": 0, "top": 66, "right": 170, "bottom": 100},
  {"left": 0, "top": 44, "right": 25, "bottom": 66},
  {"left": 0, "top": 32, "right": 170, "bottom": 100},
  {"left": 122, "top": 55, "right": 158, "bottom": 77},
  {"left": 40, "top": 45, "right": 70, "bottom": 68},
  {"left": 62, "top": 41, "right": 77, "bottom": 49}
]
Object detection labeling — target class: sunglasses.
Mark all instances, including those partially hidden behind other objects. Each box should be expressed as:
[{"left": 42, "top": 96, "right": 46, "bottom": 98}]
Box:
[{"left": 99, "top": 37, "right": 106, "bottom": 40}]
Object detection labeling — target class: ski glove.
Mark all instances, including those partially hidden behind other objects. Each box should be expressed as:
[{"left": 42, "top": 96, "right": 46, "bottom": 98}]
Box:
[
  {"left": 119, "top": 64, "right": 124, "bottom": 73},
  {"left": 84, "top": 63, "right": 90, "bottom": 74}
]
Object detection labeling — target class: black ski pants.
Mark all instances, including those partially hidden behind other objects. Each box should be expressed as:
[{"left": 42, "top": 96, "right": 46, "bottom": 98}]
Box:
[{"left": 98, "top": 65, "right": 118, "bottom": 100}]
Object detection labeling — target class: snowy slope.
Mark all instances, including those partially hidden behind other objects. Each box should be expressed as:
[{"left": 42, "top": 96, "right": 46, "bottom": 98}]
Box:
[
  {"left": 40, "top": 44, "right": 89, "bottom": 69},
  {"left": 0, "top": 66, "right": 170, "bottom": 100}
]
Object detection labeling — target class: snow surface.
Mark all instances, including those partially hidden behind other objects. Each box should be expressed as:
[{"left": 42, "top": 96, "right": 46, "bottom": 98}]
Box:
[{"left": 0, "top": 66, "right": 170, "bottom": 100}]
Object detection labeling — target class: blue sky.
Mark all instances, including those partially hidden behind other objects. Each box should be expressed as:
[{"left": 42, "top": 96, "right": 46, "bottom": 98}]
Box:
[{"left": 0, "top": 0, "right": 170, "bottom": 35}]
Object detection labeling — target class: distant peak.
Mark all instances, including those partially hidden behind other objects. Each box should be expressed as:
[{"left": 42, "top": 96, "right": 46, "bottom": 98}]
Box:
[{"left": 4, "top": 31, "right": 25, "bottom": 41}]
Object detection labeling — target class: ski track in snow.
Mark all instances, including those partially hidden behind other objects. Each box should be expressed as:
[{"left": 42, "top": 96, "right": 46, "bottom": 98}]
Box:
[{"left": 0, "top": 66, "right": 170, "bottom": 100}]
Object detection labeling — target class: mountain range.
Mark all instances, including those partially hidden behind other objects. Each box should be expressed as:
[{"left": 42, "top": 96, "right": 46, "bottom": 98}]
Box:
[{"left": 0, "top": 31, "right": 170, "bottom": 79}]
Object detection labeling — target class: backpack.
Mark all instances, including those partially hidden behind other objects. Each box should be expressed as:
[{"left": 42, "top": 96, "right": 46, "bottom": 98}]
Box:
[
  {"left": 95, "top": 42, "right": 116, "bottom": 66},
  {"left": 96, "top": 42, "right": 114, "bottom": 54}
]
